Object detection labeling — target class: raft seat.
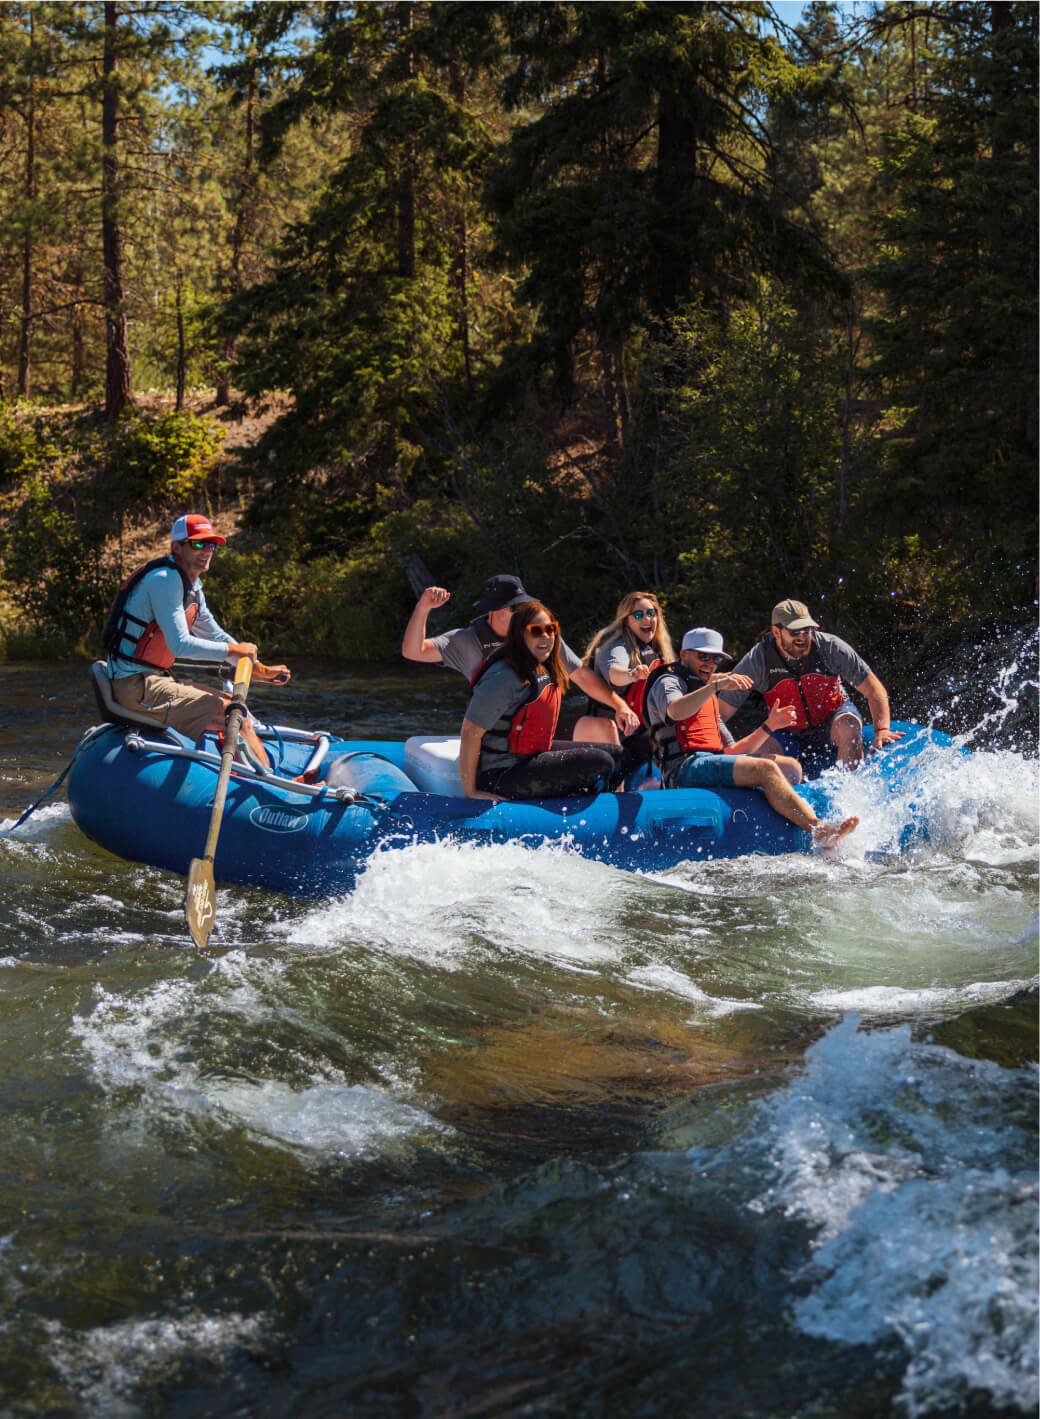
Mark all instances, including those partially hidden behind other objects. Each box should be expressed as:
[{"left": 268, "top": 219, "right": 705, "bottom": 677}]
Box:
[{"left": 88, "top": 660, "right": 192, "bottom": 746}]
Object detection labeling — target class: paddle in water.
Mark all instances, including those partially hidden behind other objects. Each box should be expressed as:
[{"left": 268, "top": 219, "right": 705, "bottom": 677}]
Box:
[{"left": 185, "top": 656, "right": 252, "bottom": 948}]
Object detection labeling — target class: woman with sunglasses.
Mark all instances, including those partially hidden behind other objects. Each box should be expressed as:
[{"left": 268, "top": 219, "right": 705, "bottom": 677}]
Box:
[
  {"left": 582, "top": 592, "right": 675, "bottom": 782},
  {"left": 460, "top": 602, "right": 621, "bottom": 801},
  {"left": 643, "top": 627, "right": 858, "bottom": 849}
]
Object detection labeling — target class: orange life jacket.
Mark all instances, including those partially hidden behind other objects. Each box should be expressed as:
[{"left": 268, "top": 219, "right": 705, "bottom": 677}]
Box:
[
  {"left": 101, "top": 557, "right": 199, "bottom": 670},
  {"left": 645, "top": 663, "right": 725, "bottom": 775}
]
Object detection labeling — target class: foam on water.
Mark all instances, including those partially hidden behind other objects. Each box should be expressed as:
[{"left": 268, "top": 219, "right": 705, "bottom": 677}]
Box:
[
  {"left": 816, "top": 736, "right": 1039, "bottom": 866},
  {"left": 44, "top": 1310, "right": 268, "bottom": 1419},
  {"left": 688, "top": 1015, "right": 1039, "bottom": 1416},
  {"left": 69, "top": 970, "right": 446, "bottom": 1163},
  {"left": 284, "top": 836, "right": 637, "bottom": 971}
]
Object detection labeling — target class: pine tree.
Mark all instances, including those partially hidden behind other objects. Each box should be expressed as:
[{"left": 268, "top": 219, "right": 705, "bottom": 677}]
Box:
[{"left": 868, "top": 0, "right": 1038, "bottom": 613}]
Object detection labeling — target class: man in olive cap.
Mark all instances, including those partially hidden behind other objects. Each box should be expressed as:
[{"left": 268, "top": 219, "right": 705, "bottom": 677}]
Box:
[
  {"left": 718, "top": 599, "right": 903, "bottom": 770},
  {"left": 401, "top": 574, "right": 638, "bottom": 742}
]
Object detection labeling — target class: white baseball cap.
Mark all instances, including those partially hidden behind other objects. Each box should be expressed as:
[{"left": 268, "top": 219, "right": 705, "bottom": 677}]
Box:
[{"left": 681, "top": 627, "right": 732, "bottom": 661}]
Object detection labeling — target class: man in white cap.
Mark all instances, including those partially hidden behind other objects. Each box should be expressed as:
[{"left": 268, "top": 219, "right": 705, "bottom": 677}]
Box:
[
  {"left": 644, "top": 626, "right": 858, "bottom": 849},
  {"left": 102, "top": 513, "right": 290, "bottom": 760},
  {"left": 718, "top": 599, "right": 903, "bottom": 771},
  {"left": 401, "top": 574, "right": 638, "bottom": 744}
]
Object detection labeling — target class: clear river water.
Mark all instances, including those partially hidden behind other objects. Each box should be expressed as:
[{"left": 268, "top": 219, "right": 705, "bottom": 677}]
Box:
[{"left": 1, "top": 636, "right": 1037, "bottom": 1418}]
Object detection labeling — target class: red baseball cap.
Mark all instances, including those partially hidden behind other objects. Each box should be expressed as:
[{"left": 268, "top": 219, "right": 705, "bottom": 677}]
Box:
[{"left": 170, "top": 514, "right": 226, "bottom": 545}]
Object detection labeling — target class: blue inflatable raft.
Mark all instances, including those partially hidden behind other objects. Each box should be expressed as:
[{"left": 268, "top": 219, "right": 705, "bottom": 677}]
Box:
[{"left": 65, "top": 667, "right": 954, "bottom": 898}]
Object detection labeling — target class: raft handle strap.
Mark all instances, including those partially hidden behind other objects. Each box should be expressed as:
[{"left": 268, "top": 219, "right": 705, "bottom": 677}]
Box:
[{"left": 2, "top": 725, "right": 119, "bottom": 835}]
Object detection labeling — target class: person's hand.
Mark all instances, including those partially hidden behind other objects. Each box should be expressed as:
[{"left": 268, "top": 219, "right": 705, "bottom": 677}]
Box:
[
  {"left": 420, "top": 586, "right": 450, "bottom": 610},
  {"left": 713, "top": 672, "right": 752, "bottom": 693},
  {"left": 873, "top": 726, "right": 904, "bottom": 748},
  {"left": 765, "top": 703, "right": 798, "bottom": 731},
  {"left": 617, "top": 704, "right": 640, "bottom": 737},
  {"left": 629, "top": 663, "right": 651, "bottom": 682},
  {"left": 226, "top": 641, "right": 258, "bottom": 663},
  {"left": 254, "top": 662, "right": 291, "bottom": 685}
]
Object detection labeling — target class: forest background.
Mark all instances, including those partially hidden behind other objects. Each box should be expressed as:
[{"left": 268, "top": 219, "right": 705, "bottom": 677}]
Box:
[{"left": 0, "top": 0, "right": 1035, "bottom": 699}]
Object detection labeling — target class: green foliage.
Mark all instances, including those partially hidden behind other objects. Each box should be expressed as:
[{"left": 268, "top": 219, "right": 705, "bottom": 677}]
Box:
[
  {"left": 106, "top": 409, "right": 225, "bottom": 507},
  {"left": 0, "top": 477, "right": 111, "bottom": 639},
  {"left": 610, "top": 281, "right": 853, "bottom": 648},
  {"left": 0, "top": 407, "right": 62, "bottom": 486},
  {"left": 867, "top": 1, "right": 1038, "bottom": 616},
  {"left": 205, "top": 496, "right": 478, "bottom": 661}
]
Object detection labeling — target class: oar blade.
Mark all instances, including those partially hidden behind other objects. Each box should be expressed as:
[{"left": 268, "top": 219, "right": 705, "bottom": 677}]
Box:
[{"left": 185, "top": 855, "right": 217, "bottom": 948}]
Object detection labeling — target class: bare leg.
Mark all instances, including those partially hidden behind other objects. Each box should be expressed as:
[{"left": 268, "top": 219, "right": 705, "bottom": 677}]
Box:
[
  {"left": 732, "top": 757, "right": 858, "bottom": 847},
  {"left": 831, "top": 712, "right": 864, "bottom": 769},
  {"left": 571, "top": 714, "right": 621, "bottom": 746}
]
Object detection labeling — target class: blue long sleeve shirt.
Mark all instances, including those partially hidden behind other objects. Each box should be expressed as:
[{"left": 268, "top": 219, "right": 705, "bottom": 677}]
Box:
[{"left": 107, "top": 564, "right": 232, "bottom": 679}]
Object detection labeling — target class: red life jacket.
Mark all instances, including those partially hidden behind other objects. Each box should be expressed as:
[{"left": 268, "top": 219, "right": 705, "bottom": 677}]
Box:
[
  {"left": 101, "top": 557, "right": 199, "bottom": 671},
  {"left": 622, "top": 653, "right": 662, "bottom": 723},
  {"left": 470, "top": 649, "right": 562, "bottom": 756},
  {"left": 645, "top": 662, "right": 724, "bottom": 776},
  {"left": 760, "top": 634, "right": 845, "bottom": 729}
]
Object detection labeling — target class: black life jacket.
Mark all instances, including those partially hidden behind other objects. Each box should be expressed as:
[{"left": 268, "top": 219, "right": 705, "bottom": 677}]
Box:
[
  {"left": 760, "top": 634, "right": 845, "bottom": 729},
  {"left": 645, "top": 662, "right": 725, "bottom": 775},
  {"left": 469, "top": 616, "right": 505, "bottom": 659},
  {"left": 101, "top": 557, "right": 198, "bottom": 670},
  {"left": 469, "top": 647, "right": 562, "bottom": 757}
]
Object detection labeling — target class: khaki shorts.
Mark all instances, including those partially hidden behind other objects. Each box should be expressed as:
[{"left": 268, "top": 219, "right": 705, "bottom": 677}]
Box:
[{"left": 111, "top": 672, "right": 225, "bottom": 742}]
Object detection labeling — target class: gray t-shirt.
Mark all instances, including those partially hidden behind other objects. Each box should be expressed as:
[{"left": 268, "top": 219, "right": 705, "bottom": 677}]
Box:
[
  {"left": 645, "top": 673, "right": 735, "bottom": 748},
  {"left": 592, "top": 634, "right": 659, "bottom": 686},
  {"left": 434, "top": 622, "right": 581, "bottom": 681},
  {"left": 718, "top": 631, "right": 871, "bottom": 713},
  {"left": 466, "top": 659, "right": 552, "bottom": 772}
]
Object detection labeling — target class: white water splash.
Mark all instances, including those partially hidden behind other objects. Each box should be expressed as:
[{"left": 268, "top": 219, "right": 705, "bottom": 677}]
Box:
[
  {"left": 69, "top": 974, "right": 446, "bottom": 1162},
  {"left": 738, "top": 1016, "right": 1038, "bottom": 1416}
]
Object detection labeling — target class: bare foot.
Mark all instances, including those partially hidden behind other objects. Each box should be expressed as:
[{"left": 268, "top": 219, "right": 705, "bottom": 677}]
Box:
[{"left": 812, "top": 815, "right": 859, "bottom": 850}]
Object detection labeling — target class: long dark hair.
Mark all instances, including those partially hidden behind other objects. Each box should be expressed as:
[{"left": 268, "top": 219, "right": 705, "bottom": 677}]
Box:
[{"left": 505, "top": 601, "right": 570, "bottom": 693}]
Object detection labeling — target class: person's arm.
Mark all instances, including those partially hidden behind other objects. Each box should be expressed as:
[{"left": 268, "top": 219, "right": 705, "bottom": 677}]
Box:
[
  {"left": 718, "top": 646, "right": 761, "bottom": 722},
  {"left": 401, "top": 586, "right": 450, "bottom": 662},
  {"left": 459, "top": 718, "right": 499, "bottom": 801},
  {"left": 725, "top": 702, "right": 798, "bottom": 755},
  {"left": 571, "top": 666, "right": 640, "bottom": 736},
  {"left": 856, "top": 672, "right": 904, "bottom": 748},
  {"left": 150, "top": 573, "right": 237, "bottom": 663},
  {"left": 668, "top": 672, "right": 753, "bottom": 722}
]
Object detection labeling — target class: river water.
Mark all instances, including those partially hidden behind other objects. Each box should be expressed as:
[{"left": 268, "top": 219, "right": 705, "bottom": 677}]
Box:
[{"left": 1, "top": 640, "right": 1037, "bottom": 1418}]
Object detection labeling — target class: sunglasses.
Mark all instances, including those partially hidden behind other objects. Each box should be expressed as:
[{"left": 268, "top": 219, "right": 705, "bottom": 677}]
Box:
[
  {"left": 784, "top": 627, "right": 811, "bottom": 638},
  {"left": 692, "top": 650, "right": 721, "bottom": 662},
  {"left": 185, "top": 539, "right": 221, "bottom": 551},
  {"left": 631, "top": 608, "right": 658, "bottom": 621},
  {"left": 525, "top": 621, "right": 558, "bottom": 638}
]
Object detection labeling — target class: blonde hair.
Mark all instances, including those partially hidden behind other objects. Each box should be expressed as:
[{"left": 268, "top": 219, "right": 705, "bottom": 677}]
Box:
[{"left": 583, "top": 591, "right": 675, "bottom": 668}]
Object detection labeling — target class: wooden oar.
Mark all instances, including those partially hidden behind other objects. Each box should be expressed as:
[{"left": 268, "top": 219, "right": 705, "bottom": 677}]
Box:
[{"left": 185, "top": 656, "right": 252, "bottom": 948}]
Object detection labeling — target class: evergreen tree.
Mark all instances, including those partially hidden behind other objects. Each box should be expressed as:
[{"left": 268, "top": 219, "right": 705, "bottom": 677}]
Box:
[{"left": 868, "top": 0, "right": 1038, "bottom": 616}]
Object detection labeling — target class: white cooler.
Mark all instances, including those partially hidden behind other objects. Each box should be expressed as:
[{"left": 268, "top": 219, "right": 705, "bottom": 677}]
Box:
[{"left": 404, "top": 736, "right": 465, "bottom": 797}]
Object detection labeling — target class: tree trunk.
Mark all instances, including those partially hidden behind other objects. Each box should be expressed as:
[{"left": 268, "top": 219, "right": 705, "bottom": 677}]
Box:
[
  {"left": 17, "top": 7, "right": 36, "bottom": 399},
  {"left": 396, "top": 3, "right": 416, "bottom": 280},
  {"left": 448, "top": 56, "right": 472, "bottom": 393},
  {"left": 653, "top": 83, "right": 697, "bottom": 317},
  {"left": 102, "top": 0, "right": 132, "bottom": 421},
  {"left": 175, "top": 277, "right": 186, "bottom": 410},
  {"left": 216, "top": 64, "right": 256, "bottom": 406}
]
